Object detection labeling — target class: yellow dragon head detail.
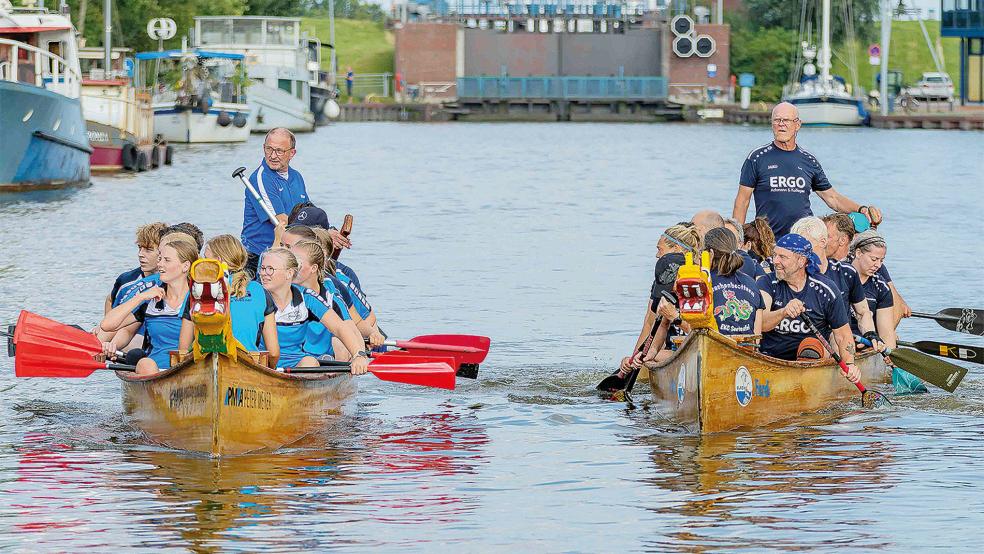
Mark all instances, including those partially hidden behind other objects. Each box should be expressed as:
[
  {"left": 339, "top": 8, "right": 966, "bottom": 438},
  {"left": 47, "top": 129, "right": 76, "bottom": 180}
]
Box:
[
  {"left": 188, "top": 258, "right": 244, "bottom": 361},
  {"left": 674, "top": 251, "right": 718, "bottom": 332}
]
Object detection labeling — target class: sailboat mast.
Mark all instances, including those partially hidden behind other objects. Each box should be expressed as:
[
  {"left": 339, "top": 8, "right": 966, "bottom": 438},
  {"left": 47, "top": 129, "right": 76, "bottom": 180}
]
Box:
[
  {"left": 103, "top": 0, "right": 111, "bottom": 75},
  {"left": 820, "top": 0, "right": 831, "bottom": 81}
]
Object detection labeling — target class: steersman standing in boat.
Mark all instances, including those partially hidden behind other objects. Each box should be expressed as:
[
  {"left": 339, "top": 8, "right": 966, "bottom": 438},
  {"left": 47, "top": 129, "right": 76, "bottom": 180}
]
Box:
[{"left": 732, "top": 102, "right": 883, "bottom": 237}]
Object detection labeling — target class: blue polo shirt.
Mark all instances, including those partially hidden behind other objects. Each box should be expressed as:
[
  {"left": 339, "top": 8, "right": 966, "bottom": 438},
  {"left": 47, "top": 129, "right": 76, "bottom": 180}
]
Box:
[
  {"left": 114, "top": 273, "right": 162, "bottom": 307},
  {"left": 739, "top": 143, "right": 832, "bottom": 237},
  {"left": 757, "top": 273, "right": 849, "bottom": 361},
  {"left": 241, "top": 160, "right": 309, "bottom": 255},
  {"left": 850, "top": 276, "right": 894, "bottom": 336},
  {"left": 820, "top": 259, "right": 865, "bottom": 313},
  {"left": 110, "top": 267, "right": 144, "bottom": 301}
]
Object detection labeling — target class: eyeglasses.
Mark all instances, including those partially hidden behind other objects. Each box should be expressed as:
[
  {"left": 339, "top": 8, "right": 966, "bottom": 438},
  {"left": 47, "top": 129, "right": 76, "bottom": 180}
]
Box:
[
  {"left": 259, "top": 266, "right": 286, "bottom": 275},
  {"left": 772, "top": 118, "right": 799, "bottom": 126},
  {"left": 263, "top": 145, "right": 293, "bottom": 157}
]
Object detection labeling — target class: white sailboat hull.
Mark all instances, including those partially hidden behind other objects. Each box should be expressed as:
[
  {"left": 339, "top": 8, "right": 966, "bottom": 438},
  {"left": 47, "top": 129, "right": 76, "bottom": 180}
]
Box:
[
  {"left": 152, "top": 101, "right": 252, "bottom": 143},
  {"left": 247, "top": 84, "right": 315, "bottom": 133},
  {"left": 790, "top": 97, "right": 865, "bottom": 126}
]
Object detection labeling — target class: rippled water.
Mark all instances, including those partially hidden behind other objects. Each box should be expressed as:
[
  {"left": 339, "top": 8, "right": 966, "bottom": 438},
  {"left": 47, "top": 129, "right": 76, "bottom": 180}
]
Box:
[{"left": 1, "top": 123, "right": 983, "bottom": 551}]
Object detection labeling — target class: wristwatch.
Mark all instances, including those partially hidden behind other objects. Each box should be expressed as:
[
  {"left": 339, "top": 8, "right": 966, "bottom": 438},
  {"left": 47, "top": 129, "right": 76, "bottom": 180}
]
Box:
[{"left": 355, "top": 350, "right": 371, "bottom": 359}]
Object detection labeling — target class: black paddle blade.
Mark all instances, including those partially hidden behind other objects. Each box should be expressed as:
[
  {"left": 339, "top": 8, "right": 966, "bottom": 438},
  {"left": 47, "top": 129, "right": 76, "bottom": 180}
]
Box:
[
  {"left": 6, "top": 325, "right": 15, "bottom": 357},
  {"left": 597, "top": 372, "right": 627, "bottom": 392},
  {"left": 456, "top": 363, "right": 480, "bottom": 379},
  {"left": 889, "top": 347, "right": 968, "bottom": 393},
  {"left": 862, "top": 389, "right": 891, "bottom": 408},
  {"left": 934, "top": 308, "right": 984, "bottom": 336},
  {"left": 900, "top": 340, "right": 984, "bottom": 365}
]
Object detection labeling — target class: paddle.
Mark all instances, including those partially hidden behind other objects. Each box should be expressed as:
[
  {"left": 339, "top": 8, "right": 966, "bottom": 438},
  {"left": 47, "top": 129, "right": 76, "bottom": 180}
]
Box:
[
  {"left": 14, "top": 337, "right": 135, "bottom": 377},
  {"left": 856, "top": 336, "right": 968, "bottom": 393},
  {"left": 801, "top": 317, "right": 889, "bottom": 408},
  {"left": 899, "top": 339, "right": 984, "bottom": 365},
  {"left": 911, "top": 308, "right": 984, "bottom": 336},
  {"left": 287, "top": 355, "right": 457, "bottom": 390},
  {"left": 232, "top": 166, "right": 280, "bottom": 225},
  {"left": 597, "top": 290, "right": 676, "bottom": 396},
  {"left": 378, "top": 335, "right": 489, "bottom": 379},
  {"left": 330, "top": 214, "right": 353, "bottom": 260}
]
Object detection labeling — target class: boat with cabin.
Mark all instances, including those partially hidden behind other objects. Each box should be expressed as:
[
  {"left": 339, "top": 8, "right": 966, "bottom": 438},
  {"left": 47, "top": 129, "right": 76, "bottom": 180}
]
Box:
[
  {"left": 135, "top": 47, "right": 251, "bottom": 143},
  {"left": 0, "top": 0, "right": 90, "bottom": 191},
  {"left": 79, "top": 46, "right": 171, "bottom": 171},
  {"left": 783, "top": 0, "right": 867, "bottom": 126},
  {"left": 192, "top": 16, "right": 318, "bottom": 133}
]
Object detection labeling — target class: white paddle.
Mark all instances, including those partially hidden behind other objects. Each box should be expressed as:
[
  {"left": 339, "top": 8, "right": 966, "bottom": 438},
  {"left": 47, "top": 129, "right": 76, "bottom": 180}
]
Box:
[{"left": 232, "top": 166, "right": 279, "bottom": 225}]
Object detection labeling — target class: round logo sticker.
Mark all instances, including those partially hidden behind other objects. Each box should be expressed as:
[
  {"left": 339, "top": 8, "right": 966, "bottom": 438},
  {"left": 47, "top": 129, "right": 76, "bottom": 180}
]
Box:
[
  {"left": 677, "top": 364, "right": 686, "bottom": 404},
  {"left": 735, "top": 366, "right": 753, "bottom": 407}
]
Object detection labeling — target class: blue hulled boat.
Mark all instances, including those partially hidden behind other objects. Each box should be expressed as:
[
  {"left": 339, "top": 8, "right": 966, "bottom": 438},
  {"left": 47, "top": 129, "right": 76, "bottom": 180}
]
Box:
[{"left": 0, "top": 4, "right": 90, "bottom": 191}]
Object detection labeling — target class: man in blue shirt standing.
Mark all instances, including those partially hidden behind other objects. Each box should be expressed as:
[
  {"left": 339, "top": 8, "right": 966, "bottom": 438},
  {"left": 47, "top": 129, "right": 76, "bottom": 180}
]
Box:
[
  {"left": 732, "top": 102, "right": 883, "bottom": 237},
  {"left": 242, "top": 128, "right": 310, "bottom": 277}
]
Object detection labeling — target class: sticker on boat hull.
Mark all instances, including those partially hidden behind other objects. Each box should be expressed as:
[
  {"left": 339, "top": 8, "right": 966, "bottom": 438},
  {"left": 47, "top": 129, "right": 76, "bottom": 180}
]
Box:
[
  {"left": 735, "top": 366, "right": 753, "bottom": 407},
  {"left": 677, "top": 364, "right": 686, "bottom": 404}
]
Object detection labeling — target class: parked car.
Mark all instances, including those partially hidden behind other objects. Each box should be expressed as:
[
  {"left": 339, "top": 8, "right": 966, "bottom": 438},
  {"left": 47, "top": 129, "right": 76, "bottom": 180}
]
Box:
[{"left": 903, "top": 72, "right": 954, "bottom": 100}]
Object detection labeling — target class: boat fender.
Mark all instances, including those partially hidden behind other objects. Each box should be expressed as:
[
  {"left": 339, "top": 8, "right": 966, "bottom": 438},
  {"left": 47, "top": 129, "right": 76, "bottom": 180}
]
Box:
[
  {"left": 151, "top": 144, "right": 162, "bottom": 168},
  {"left": 164, "top": 145, "right": 174, "bottom": 165},
  {"left": 216, "top": 111, "right": 232, "bottom": 127},
  {"left": 232, "top": 112, "right": 248, "bottom": 128},
  {"left": 121, "top": 142, "right": 138, "bottom": 171},
  {"left": 324, "top": 99, "right": 340, "bottom": 119},
  {"left": 197, "top": 95, "right": 210, "bottom": 114},
  {"left": 136, "top": 151, "right": 149, "bottom": 172}
]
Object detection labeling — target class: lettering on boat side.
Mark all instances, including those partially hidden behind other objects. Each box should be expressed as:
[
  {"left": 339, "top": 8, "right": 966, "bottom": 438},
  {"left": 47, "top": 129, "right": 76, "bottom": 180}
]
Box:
[
  {"left": 676, "top": 364, "right": 686, "bottom": 404},
  {"left": 224, "top": 386, "right": 272, "bottom": 410},
  {"left": 735, "top": 366, "right": 753, "bottom": 406},
  {"left": 169, "top": 384, "right": 207, "bottom": 411}
]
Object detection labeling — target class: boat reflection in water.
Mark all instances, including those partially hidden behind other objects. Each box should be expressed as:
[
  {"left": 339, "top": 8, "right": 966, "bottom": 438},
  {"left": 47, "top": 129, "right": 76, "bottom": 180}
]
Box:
[{"left": 632, "top": 412, "right": 895, "bottom": 550}]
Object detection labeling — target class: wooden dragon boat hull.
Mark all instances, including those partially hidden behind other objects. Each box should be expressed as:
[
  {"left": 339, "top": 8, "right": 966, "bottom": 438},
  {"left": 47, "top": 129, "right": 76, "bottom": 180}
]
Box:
[
  {"left": 645, "top": 330, "right": 889, "bottom": 434},
  {"left": 117, "top": 352, "right": 356, "bottom": 457}
]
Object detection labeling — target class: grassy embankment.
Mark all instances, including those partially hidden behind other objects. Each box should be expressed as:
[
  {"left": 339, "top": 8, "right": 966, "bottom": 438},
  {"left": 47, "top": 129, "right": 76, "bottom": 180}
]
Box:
[
  {"left": 301, "top": 17, "right": 394, "bottom": 99},
  {"left": 831, "top": 20, "right": 961, "bottom": 90}
]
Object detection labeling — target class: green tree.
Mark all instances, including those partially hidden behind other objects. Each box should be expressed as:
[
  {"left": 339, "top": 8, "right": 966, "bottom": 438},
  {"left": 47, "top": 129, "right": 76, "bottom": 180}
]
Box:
[
  {"left": 730, "top": 26, "right": 799, "bottom": 102},
  {"left": 738, "top": 0, "right": 880, "bottom": 42}
]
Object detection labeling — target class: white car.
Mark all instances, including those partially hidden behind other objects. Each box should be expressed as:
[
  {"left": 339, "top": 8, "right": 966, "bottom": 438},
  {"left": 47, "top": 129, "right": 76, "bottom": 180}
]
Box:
[{"left": 904, "top": 72, "right": 954, "bottom": 100}]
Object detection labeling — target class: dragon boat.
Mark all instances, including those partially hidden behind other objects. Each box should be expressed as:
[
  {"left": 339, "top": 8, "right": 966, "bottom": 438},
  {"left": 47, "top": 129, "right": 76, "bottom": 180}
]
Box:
[
  {"left": 117, "top": 258, "right": 356, "bottom": 457},
  {"left": 641, "top": 252, "right": 890, "bottom": 434}
]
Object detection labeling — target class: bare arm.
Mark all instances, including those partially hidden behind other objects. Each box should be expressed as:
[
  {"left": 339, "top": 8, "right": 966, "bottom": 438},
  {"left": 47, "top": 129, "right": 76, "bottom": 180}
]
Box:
[
  {"left": 758, "top": 291, "right": 785, "bottom": 332},
  {"left": 815, "top": 188, "right": 861, "bottom": 214},
  {"left": 753, "top": 308, "right": 763, "bottom": 335},
  {"left": 732, "top": 185, "right": 754, "bottom": 225},
  {"left": 832, "top": 324, "right": 857, "bottom": 365},
  {"left": 261, "top": 313, "right": 279, "bottom": 368},
  {"left": 633, "top": 301, "right": 659, "bottom": 352},
  {"left": 853, "top": 299, "right": 876, "bottom": 336},
  {"left": 178, "top": 320, "right": 194, "bottom": 352},
  {"left": 100, "top": 288, "right": 158, "bottom": 333},
  {"left": 641, "top": 317, "right": 671, "bottom": 362},
  {"left": 321, "top": 310, "right": 366, "bottom": 359},
  {"left": 104, "top": 294, "right": 113, "bottom": 316},
  {"left": 875, "top": 307, "right": 897, "bottom": 350}
]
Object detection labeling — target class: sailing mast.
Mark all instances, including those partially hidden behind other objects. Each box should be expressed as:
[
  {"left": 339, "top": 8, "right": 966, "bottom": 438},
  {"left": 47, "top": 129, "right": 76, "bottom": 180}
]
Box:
[
  {"left": 819, "top": 0, "right": 831, "bottom": 83},
  {"left": 102, "top": 0, "right": 110, "bottom": 74}
]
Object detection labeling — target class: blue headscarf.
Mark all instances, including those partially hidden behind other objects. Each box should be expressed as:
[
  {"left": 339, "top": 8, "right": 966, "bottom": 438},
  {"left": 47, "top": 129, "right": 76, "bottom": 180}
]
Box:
[{"left": 776, "top": 233, "right": 821, "bottom": 275}]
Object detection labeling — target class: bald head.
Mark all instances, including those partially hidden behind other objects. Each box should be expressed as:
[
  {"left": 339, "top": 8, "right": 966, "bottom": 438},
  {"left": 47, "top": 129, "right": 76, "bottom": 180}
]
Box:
[
  {"left": 772, "top": 102, "right": 799, "bottom": 120},
  {"left": 771, "top": 102, "right": 801, "bottom": 146},
  {"left": 691, "top": 210, "right": 725, "bottom": 239}
]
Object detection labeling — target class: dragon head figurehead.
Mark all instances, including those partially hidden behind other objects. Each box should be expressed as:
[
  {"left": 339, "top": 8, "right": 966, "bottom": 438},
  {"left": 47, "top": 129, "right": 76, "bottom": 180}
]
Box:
[
  {"left": 188, "top": 258, "right": 243, "bottom": 361},
  {"left": 674, "top": 251, "right": 718, "bottom": 332}
]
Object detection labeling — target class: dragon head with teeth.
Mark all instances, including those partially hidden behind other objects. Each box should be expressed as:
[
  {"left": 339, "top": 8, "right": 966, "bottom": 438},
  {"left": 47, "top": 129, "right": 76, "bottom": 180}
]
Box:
[
  {"left": 188, "top": 258, "right": 243, "bottom": 360},
  {"left": 674, "top": 251, "right": 718, "bottom": 332}
]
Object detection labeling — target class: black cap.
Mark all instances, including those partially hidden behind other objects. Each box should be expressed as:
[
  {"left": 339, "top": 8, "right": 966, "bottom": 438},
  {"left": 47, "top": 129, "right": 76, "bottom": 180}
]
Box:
[{"left": 289, "top": 205, "right": 331, "bottom": 229}]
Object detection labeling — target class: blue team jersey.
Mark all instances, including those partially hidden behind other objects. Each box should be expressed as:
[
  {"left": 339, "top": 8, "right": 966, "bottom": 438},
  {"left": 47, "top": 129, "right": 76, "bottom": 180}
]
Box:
[
  {"left": 850, "top": 275, "right": 894, "bottom": 335},
  {"left": 336, "top": 261, "right": 362, "bottom": 291},
  {"left": 303, "top": 282, "right": 350, "bottom": 358},
  {"left": 111, "top": 267, "right": 144, "bottom": 301},
  {"left": 737, "top": 250, "right": 767, "bottom": 280},
  {"left": 334, "top": 270, "right": 371, "bottom": 318},
  {"left": 739, "top": 143, "right": 833, "bottom": 237},
  {"left": 132, "top": 286, "right": 189, "bottom": 369},
  {"left": 114, "top": 273, "right": 162, "bottom": 307},
  {"left": 757, "top": 273, "right": 848, "bottom": 360},
  {"left": 820, "top": 259, "right": 865, "bottom": 312},
  {"left": 711, "top": 270, "right": 762, "bottom": 336},
  {"left": 263, "top": 285, "right": 336, "bottom": 368},
  {"left": 241, "top": 160, "right": 309, "bottom": 254}
]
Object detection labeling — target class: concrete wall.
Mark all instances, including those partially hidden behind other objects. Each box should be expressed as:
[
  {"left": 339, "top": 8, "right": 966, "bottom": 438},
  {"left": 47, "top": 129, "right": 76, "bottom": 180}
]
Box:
[
  {"left": 462, "top": 28, "right": 663, "bottom": 77},
  {"left": 667, "top": 23, "right": 730, "bottom": 89},
  {"left": 394, "top": 23, "right": 458, "bottom": 85}
]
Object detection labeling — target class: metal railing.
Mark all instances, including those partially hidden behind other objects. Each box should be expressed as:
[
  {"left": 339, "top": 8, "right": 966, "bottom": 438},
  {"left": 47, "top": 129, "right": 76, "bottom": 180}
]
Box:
[
  {"left": 457, "top": 75, "right": 667, "bottom": 100},
  {"left": 343, "top": 72, "right": 393, "bottom": 98},
  {"left": 0, "top": 38, "right": 81, "bottom": 98},
  {"left": 410, "top": 1, "right": 646, "bottom": 18}
]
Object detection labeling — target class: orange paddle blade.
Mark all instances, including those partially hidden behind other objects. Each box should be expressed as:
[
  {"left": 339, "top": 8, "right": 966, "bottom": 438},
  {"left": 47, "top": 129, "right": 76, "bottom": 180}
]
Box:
[
  {"left": 402, "top": 335, "right": 490, "bottom": 365},
  {"left": 13, "top": 311, "right": 103, "bottom": 355},
  {"left": 369, "top": 355, "right": 456, "bottom": 390},
  {"left": 14, "top": 339, "right": 107, "bottom": 378}
]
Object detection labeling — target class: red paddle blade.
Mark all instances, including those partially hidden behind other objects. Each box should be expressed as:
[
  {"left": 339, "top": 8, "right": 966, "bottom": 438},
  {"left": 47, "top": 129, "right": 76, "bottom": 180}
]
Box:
[
  {"left": 369, "top": 354, "right": 457, "bottom": 390},
  {"left": 404, "top": 334, "right": 490, "bottom": 364},
  {"left": 14, "top": 340, "right": 105, "bottom": 378},
  {"left": 13, "top": 311, "right": 102, "bottom": 355}
]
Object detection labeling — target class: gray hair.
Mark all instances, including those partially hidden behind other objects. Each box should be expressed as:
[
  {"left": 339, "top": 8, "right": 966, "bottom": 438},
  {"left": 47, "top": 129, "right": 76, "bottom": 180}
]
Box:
[
  {"left": 850, "top": 229, "right": 887, "bottom": 253},
  {"left": 791, "top": 216, "right": 828, "bottom": 242},
  {"left": 264, "top": 127, "right": 296, "bottom": 149},
  {"left": 723, "top": 217, "right": 744, "bottom": 243}
]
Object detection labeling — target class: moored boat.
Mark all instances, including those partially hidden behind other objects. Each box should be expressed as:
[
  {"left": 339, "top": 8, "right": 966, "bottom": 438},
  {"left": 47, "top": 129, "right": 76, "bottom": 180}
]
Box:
[
  {"left": 0, "top": 3, "right": 91, "bottom": 191},
  {"left": 118, "top": 350, "right": 356, "bottom": 457},
  {"left": 645, "top": 329, "right": 889, "bottom": 434}
]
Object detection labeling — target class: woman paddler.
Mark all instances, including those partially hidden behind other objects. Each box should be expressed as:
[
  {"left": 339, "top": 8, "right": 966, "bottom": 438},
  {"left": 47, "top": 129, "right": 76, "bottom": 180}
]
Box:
[
  {"left": 703, "top": 227, "right": 763, "bottom": 337},
  {"left": 99, "top": 240, "right": 199, "bottom": 375},
  {"left": 742, "top": 217, "right": 775, "bottom": 274},
  {"left": 289, "top": 238, "right": 356, "bottom": 361},
  {"left": 177, "top": 235, "right": 280, "bottom": 368},
  {"left": 848, "top": 231, "right": 926, "bottom": 393},
  {"left": 258, "top": 247, "right": 369, "bottom": 374},
  {"left": 617, "top": 223, "right": 702, "bottom": 375}
]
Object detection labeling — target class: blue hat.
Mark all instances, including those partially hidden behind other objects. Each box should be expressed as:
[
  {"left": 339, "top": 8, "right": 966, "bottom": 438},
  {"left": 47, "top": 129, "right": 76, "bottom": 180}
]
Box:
[
  {"left": 289, "top": 205, "right": 331, "bottom": 230},
  {"left": 776, "top": 233, "right": 821, "bottom": 275}
]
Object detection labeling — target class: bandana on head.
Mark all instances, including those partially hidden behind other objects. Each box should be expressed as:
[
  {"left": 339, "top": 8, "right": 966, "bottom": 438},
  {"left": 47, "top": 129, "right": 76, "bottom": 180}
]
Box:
[{"left": 776, "top": 233, "right": 821, "bottom": 275}]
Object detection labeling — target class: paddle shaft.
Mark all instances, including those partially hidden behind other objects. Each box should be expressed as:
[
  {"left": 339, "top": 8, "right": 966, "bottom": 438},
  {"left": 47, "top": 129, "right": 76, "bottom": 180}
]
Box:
[
  {"left": 899, "top": 339, "right": 984, "bottom": 364},
  {"left": 382, "top": 340, "right": 482, "bottom": 353},
  {"left": 232, "top": 167, "right": 279, "bottom": 225},
  {"left": 623, "top": 310, "right": 667, "bottom": 394},
  {"left": 801, "top": 317, "right": 867, "bottom": 395},
  {"left": 330, "top": 214, "right": 353, "bottom": 260}
]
